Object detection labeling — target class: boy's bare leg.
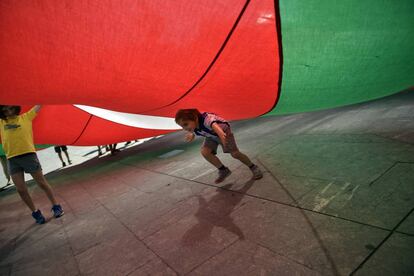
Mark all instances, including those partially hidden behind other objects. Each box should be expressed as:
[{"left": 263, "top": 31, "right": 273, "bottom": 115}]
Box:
[
  {"left": 30, "top": 170, "right": 57, "bottom": 205},
  {"left": 11, "top": 172, "right": 36, "bottom": 212},
  {"left": 231, "top": 151, "right": 262, "bottom": 179},
  {"left": 201, "top": 147, "right": 224, "bottom": 168},
  {"left": 230, "top": 151, "right": 253, "bottom": 167}
]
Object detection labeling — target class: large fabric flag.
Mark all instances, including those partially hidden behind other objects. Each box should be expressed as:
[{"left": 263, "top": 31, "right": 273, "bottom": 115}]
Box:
[{"left": 0, "top": 0, "right": 412, "bottom": 145}]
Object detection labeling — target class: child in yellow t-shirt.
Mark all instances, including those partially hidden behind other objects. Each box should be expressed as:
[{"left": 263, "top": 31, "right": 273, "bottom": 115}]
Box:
[{"left": 0, "top": 105, "right": 64, "bottom": 224}]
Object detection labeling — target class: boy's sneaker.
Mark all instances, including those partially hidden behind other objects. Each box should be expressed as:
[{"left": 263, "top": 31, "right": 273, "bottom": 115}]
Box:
[
  {"left": 51, "top": 204, "right": 64, "bottom": 218},
  {"left": 215, "top": 168, "right": 232, "bottom": 184},
  {"left": 250, "top": 165, "right": 263, "bottom": 180},
  {"left": 32, "top": 210, "right": 46, "bottom": 224},
  {"left": 62, "top": 162, "right": 66, "bottom": 167}
]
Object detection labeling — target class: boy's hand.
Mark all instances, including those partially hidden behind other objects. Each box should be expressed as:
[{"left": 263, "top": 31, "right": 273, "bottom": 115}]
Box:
[
  {"left": 211, "top": 123, "right": 227, "bottom": 146},
  {"left": 185, "top": 132, "right": 195, "bottom": 142},
  {"left": 219, "top": 132, "right": 227, "bottom": 146}
]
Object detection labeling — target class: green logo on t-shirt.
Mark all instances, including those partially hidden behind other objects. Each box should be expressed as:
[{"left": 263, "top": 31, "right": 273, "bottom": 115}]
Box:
[{"left": 4, "top": 124, "right": 21, "bottom": 130}]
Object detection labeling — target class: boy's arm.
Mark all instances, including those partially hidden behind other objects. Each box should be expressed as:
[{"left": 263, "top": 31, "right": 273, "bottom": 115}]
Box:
[{"left": 211, "top": 123, "right": 227, "bottom": 145}]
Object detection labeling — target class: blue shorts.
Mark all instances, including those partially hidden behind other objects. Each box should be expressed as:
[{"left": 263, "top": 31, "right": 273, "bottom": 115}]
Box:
[
  {"left": 7, "top": 153, "right": 42, "bottom": 175},
  {"left": 202, "top": 126, "right": 239, "bottom": 154}
]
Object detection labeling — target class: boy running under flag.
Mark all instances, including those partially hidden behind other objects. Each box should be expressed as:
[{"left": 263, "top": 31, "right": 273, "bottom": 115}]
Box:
[{"left": 175, "top": 109, "right": 263, "bottom": 183}]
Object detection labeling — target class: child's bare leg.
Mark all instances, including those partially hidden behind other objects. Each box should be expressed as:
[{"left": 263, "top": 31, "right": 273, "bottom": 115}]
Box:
[
  {"left": 201, "top": 147, "right": 224, "bottom": 168},
  {"left": 57, "top": 152, "right": 64, "bottom": 163},
  {"left": 11, "top": 172, "right": 36, "bottom": 212},
  {"left": 231, "top": 151, "right": 263, "bottom": 179},
  {"left": 230, "top": 151, "right": 253, "bottom": 167},
  {"left": 0, "top": 156, "right": 11, "bottom": 183},
  {"left": 30, "top": 170, "right": 57, "bottom": 205},
  {"left": 63, "top": 151, "right": 71, "bottom": 162}
]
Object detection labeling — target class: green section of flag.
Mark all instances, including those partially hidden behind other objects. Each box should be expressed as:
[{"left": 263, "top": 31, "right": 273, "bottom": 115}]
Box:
[{"left": 268, "top": 0, "right": 414, "bottom": 115}]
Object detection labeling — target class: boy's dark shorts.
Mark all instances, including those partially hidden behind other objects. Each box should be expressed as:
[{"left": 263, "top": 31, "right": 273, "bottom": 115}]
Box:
[
  {"left": 54, "top": 146, "right": 68, "bottom": 153},
  {"left": 7, "top": 153, "right": 42, "bottom": 175},
  {"left": 202, "top": 126, "right": 239, "bottom": 154}
]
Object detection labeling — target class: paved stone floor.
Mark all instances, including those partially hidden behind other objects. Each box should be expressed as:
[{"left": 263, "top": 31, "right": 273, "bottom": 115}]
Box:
[{"left": 0, "top": 90, "right": 413, "bottom": 275}]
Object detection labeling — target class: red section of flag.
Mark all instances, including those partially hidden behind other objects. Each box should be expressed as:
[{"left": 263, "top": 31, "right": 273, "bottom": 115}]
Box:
[{"left": 0, "top": 0, "right": 280, "bottom": 145}]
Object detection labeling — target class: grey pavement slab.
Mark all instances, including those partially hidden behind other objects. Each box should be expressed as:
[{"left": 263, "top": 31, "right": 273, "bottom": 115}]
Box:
[
  {"left": 189, "top": 240, "right": 320, "bottom": 276},
  {"left": 74, "top": 229, "right": 155, "bottom": 276},
  {"left": 229, "top": 198, "right": 389, "bottom": 276},
  {"left": 354, "top": 233, "right": 414, "bottom": 276},
  {"left": 127, "top": 255, "right": 177, "bottom": 276},
  {"left": 293, "top": 162, "right": 414, "bottom": 229},
  {"left": 62, "top": 206, "right": 127, "bottom": 256},
  {"left": 397, "top": 211, "right": 414, "bottom": 235},
  {"left": 10, "top": 243, "right": 78, "bottom": 276},
  {"left": 259, "top": 136, "right": 414, "bottom": 230},
  {"left": 102, "top": 177, "right": 209, "bottom": 239},
  {"left": 0, "top": 205, "right": 78, "bottom": 275},
  {"left": 141, "top": 185, "right": 254, "bottom": 274},
  {"left": 262, "top": 135, "right": 413, "bottom": 181}
]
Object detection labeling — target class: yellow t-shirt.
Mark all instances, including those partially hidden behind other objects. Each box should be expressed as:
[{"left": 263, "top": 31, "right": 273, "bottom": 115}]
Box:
[{"left": 0, "top": 108, "right": 37, "bottom": 159}]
